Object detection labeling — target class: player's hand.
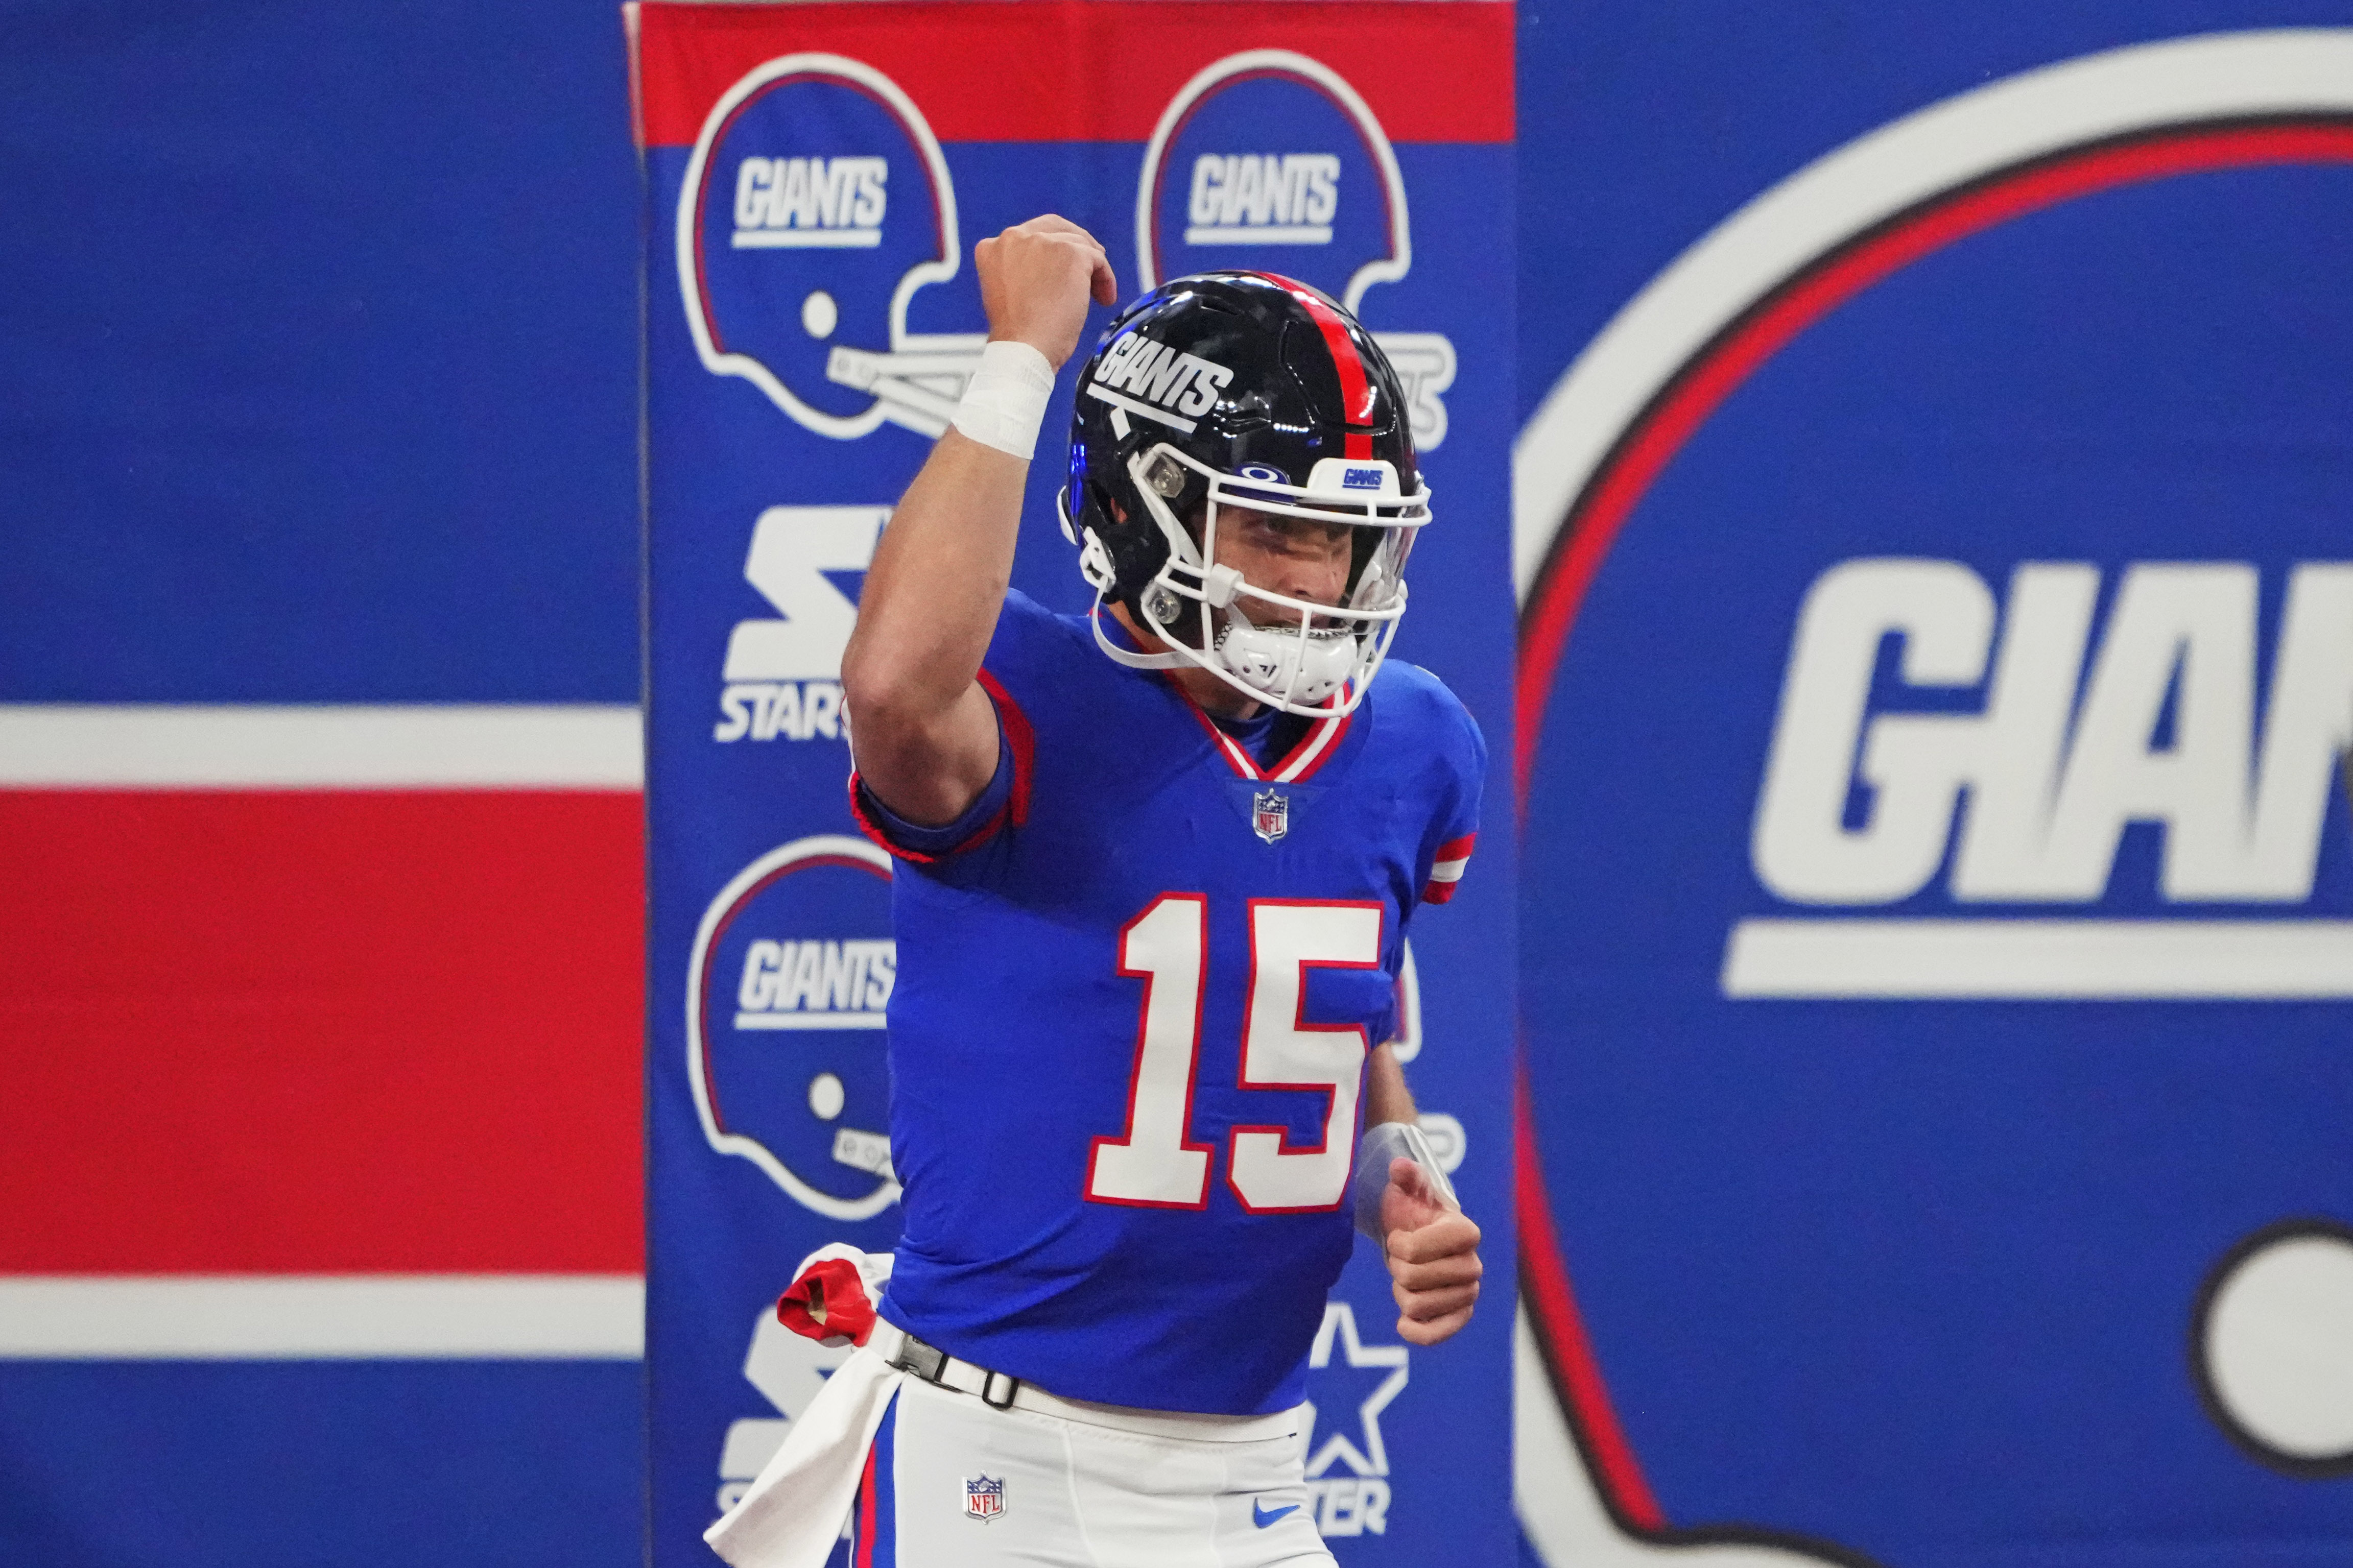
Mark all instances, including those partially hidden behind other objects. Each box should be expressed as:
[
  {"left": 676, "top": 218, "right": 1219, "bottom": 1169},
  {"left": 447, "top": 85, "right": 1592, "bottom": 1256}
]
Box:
[
  {"left": 975, "top": 215, "right": 1118, "bottom": 371},
  {"left": 1381, "top": 1157, "right": 1481, "bottom": 1346}
]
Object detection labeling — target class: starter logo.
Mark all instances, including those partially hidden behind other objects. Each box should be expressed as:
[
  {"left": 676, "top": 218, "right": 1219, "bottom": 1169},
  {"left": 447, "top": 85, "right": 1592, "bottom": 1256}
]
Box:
[
  {"left": 1135, "top": 50, "right": 1455, "bottom": 450},
  {"left": 1186, "top": 153, "right": 1341, "bottom": 244},
  {"left": 1727, "top": 558, "right": 2353, "bottom": 999},
  {"left": 1299, "top": 1300, "right": 1409, "bottom": 1538},
  {"left": 680, "top": 55, "right": 984, "bottom": 440},
  {"left": 687, "top": 835, "right": 900, "bottom": 1219},
  {"left": 731, "top": 156, "right": 887, "bottom": 248},
  {"left": 714, "top": 505, "right": 885, "bottom": 745}
]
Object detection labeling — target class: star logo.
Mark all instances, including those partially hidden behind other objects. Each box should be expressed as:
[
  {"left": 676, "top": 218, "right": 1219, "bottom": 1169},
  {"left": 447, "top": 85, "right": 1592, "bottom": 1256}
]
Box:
[{"left": 1300, "top": 1301, "right": 1408, "bottom": 1479}]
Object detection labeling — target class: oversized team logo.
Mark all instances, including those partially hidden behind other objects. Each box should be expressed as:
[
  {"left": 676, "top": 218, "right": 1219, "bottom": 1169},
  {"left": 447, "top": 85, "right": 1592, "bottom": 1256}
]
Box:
[
  {"left": 1513, "top": 30, "right": 2353, "bottom": 1568},
  {"left": 677, "top": 54, "right": 983, "bottom": 439},
  {"left": 685, "top": 834, "right": 899, "bottom": 1219},
  {"left": 1136, "top": 50, "right": 1455, "bottom": 450}
]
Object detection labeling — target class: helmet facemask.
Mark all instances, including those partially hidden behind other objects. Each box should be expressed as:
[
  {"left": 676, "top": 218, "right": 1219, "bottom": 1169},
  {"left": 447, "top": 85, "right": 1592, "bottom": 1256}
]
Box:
[{"left": 1107, "top": 443, "right": 1428, "bottom": 717}]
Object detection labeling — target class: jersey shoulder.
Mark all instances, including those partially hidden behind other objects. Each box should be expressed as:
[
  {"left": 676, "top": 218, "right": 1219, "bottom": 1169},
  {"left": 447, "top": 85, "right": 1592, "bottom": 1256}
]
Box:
[
  {"left": 1367, "top": 658, "right": 1487, "bottom": 780},
  {"left": 1369, "top": 660, "right": 1486, "bottom": 899},
  {"left": 982, "top": 588, "right": 1103, "bottom": 691}
]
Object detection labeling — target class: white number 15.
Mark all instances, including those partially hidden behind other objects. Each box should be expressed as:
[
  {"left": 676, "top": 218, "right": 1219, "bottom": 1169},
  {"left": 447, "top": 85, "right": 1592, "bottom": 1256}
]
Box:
[{"left": 1085, "top": 896, "right": 1385, "bottom": 1213}]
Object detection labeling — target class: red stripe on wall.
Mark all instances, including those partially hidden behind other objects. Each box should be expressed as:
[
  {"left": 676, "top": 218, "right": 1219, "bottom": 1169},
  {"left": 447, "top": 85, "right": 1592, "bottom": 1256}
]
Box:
[
  {"left": 0, "top": 791, "right": 644, "bottom": 1273},
  {"left": 635, "top": 1, "right": 1513, "bottom": 148},
  {"left": 1515, "top": 1075, "right": 1667, "bottom": 1531}
]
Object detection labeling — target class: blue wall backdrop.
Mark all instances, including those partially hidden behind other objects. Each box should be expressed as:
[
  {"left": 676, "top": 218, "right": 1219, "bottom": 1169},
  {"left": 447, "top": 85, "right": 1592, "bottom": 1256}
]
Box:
[{"left": 634, "top": 7, "right": 1516, "bottom": 1563}]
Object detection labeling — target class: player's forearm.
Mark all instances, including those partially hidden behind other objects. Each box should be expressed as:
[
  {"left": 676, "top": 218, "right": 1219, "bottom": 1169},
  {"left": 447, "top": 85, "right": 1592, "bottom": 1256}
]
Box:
[
  {"left": 840, "top": 431, "right": 1022, "bottom": 823},
  {"left": 842, "top": 216, "right": 1116, "bottom": 826},
  {"left": 846, "top": 434, "right": 1019, "bottom": 676},
  {"left": 1365, "top": 1043, "right": 1417, "bottom": 1126}
]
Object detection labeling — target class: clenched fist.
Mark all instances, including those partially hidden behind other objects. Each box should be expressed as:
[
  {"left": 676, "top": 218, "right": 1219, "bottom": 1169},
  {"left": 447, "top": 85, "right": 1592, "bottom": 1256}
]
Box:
[
  {"left": 975, "top": 215, "right": 1119, "bottom": 371},
  {"left": 1380, "top": 1157, "right": 1482, "bottom": 1346}
]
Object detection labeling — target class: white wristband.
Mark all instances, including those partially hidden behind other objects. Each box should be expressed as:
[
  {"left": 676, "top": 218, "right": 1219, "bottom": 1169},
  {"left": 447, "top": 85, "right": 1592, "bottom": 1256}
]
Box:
[
  {"left": 1353, "top": 1120, "right": 1460, "bottom": 1243},
  {"left": 951, "top": 340, "right": 1056, "bottom": 461}
]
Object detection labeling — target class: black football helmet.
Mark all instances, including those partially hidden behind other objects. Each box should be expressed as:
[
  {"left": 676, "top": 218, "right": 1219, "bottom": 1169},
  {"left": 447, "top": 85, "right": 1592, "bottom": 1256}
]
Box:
[{"left": 1057, "top": 271, "right": 1431, "bottom": 716}]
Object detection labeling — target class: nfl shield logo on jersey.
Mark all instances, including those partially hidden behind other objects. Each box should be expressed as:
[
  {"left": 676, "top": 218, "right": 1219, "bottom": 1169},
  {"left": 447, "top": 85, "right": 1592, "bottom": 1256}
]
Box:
[
  {"left": 963, "top": 1474, "right": 1007, "bottom": 1523},
  {"left": 1252, "top": 789, "right": 1290, "bottom": 845}
]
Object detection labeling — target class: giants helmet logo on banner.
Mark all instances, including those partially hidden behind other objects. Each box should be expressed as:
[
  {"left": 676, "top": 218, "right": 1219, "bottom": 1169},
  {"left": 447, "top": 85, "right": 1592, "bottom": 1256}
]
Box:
[
  {"left": 678, "top": 54, "right": 984, "bottom": 439},
  {"left": 685, "top": 835, "right": 900, "bottom": 1219},
  {"left": 1134, "top": 50, "right": 1456, "bottom": 449}
]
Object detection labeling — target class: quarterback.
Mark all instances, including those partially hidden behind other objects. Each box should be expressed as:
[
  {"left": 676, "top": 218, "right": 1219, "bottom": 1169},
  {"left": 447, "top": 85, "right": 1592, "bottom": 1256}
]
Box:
[{"left": 708, "top": 216, "right": 1485, "bottom": 1568}]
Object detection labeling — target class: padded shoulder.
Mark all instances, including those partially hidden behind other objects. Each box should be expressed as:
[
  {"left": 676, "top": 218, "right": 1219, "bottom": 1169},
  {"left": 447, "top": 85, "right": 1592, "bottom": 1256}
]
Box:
[
  {"left": 1369, "top": 658, "right": 1488, "bottom": 780},
  {"left": 981, "top": 588, "right": 1097, "bottom": 689}
]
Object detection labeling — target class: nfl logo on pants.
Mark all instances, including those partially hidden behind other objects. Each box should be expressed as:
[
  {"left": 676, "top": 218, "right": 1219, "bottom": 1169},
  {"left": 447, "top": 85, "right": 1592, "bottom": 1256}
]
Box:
[{"left": 964, "top": 1475, "right": 1007, "bottom": 1523}]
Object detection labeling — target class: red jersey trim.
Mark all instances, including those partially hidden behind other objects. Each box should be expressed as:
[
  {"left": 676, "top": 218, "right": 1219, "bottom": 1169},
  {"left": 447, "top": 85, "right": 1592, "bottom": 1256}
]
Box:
[
  {"left": 846, "top": 669, "right": 1034, "bottom": 862},
  {"left": 976, "top": 669, "right": 1035, "bottom": 827},
  {"left": 1421, "top": 832, "right": 1475, "bottom": 904},
  {"left": 1164, "top": 677, "right": 1353, "bottom": 784}
]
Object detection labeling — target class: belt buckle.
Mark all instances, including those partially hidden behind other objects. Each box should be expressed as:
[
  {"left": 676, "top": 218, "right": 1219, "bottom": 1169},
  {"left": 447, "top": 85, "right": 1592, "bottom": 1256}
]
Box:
[
  {"left": 980, "top": 1369, "right": 1021, "bottom": 1411},
  {"left": 891, "top": 1334, "right": 949, "bottom": 1385}
]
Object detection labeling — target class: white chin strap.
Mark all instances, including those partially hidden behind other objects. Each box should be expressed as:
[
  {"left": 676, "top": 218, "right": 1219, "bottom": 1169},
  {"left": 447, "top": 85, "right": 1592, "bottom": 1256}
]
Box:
[
  {"left": 1089, "top": 596, "right": 1189, "bottom": 672},
  {"left": 1215, "top": 602, "right": 1356, "bottom": 709}
]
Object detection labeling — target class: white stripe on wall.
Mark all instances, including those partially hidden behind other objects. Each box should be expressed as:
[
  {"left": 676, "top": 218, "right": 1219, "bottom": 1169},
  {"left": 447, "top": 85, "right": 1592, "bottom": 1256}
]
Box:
[
  {"left": 0, "top": 1275, "right": 646, "bottom": 1359},
  {"left": 0, "top": 705, "right": 644, "bottom": 789},
  {"left": 1723, "top": 919, "right": 2353, "bottom": 999}
]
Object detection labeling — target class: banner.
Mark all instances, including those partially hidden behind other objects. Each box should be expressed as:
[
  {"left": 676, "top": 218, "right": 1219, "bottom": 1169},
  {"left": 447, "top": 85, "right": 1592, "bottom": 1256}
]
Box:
[
  {"left": 1513, "top": 20, "right": 2353, "bottom": 1568},
  {"left": 632, "top": 6, "right": 1517, "bottom": 1563}
]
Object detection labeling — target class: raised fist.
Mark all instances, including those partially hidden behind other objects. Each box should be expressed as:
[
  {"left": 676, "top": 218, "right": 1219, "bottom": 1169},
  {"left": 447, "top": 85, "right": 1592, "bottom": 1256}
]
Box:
[{"left": 975, "top": 215, "right": 1119, "bottom": 371}]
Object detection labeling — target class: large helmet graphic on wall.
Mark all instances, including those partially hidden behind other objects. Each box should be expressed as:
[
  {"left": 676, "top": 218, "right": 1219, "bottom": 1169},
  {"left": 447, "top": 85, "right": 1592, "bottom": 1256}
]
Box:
[
  {"left": 685, "top": 835, "right": 899, "bottom": 1221},
  {"left": 1135, "top": 50, "right": 1454, "bottom": 449},
  {"left": 678, "top": 54, "right": 984, "bottom": 440}
]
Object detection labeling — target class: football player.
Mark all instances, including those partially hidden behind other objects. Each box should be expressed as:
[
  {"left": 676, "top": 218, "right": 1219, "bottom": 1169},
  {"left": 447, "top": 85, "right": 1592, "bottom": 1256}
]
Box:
[{"left": 709, "top": 216, "right": 1486, "bottom": 1568}]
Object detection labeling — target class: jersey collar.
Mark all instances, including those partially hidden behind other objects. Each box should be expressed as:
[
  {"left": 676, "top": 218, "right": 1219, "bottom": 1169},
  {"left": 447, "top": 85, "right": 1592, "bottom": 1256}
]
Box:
[{"left": 1162, "top": 674, "right": 1357, "bottom": 785}]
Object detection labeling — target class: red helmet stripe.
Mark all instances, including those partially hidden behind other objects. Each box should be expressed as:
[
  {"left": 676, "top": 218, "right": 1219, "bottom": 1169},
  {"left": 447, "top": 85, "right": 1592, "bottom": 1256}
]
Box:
[{"left": 1246, "top": 272, "right": 1376, "bottom": 458}]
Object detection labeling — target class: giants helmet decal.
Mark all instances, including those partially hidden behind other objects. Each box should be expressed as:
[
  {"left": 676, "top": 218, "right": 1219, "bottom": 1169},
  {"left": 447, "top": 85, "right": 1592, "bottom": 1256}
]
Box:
[
  {"left": 1059, "top": 271, "right": 1431, "bottom": 718},
  {"left": 677, "top": 54, "right": 984, "bottom": 440}
]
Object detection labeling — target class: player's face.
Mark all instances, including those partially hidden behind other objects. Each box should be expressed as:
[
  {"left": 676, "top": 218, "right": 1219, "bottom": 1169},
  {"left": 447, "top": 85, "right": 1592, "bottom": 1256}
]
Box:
[{"left": 1213, "top": 505, "right": 1354, "bottom": 614}]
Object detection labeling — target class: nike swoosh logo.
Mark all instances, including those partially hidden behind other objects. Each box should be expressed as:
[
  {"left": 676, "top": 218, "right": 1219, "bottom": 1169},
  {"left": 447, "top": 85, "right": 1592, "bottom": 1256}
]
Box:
[{"left": 1252, "top": 1501, "right": 1300, "bottom": 1529}]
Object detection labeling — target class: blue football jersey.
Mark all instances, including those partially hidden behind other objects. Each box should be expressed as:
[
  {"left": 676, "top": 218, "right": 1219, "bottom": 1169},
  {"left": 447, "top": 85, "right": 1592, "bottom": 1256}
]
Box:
[{"left": 851, "top": 590, "right": 1483, "bottom": 1415}]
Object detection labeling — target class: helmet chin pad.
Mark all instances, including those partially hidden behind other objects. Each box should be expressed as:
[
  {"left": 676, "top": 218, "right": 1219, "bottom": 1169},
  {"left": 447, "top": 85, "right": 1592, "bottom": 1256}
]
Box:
[{"left": 1214, "top": 604, "right": 1358, "bottom": 709}]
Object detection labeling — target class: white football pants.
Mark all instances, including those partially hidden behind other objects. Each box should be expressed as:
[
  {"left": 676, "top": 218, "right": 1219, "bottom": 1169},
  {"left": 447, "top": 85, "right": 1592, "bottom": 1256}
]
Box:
[{"left": 850, "top": 1373, "right": 1337, "bottom": 1568}]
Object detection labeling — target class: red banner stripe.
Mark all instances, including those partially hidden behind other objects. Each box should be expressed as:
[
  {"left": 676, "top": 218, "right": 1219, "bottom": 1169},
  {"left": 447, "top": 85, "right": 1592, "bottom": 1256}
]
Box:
[
  {"left": 634, "top": 1, "right": 1513, "bottom": 149},
  {"left": 0, "top": 791, "right": 644, "bottom": 1273}
]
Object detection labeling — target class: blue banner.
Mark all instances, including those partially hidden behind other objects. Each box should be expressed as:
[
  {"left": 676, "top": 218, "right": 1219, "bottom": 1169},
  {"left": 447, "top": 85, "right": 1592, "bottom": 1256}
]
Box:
[{"left": 635, "top": 5, "right": 1518, "bottom": 1563}]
